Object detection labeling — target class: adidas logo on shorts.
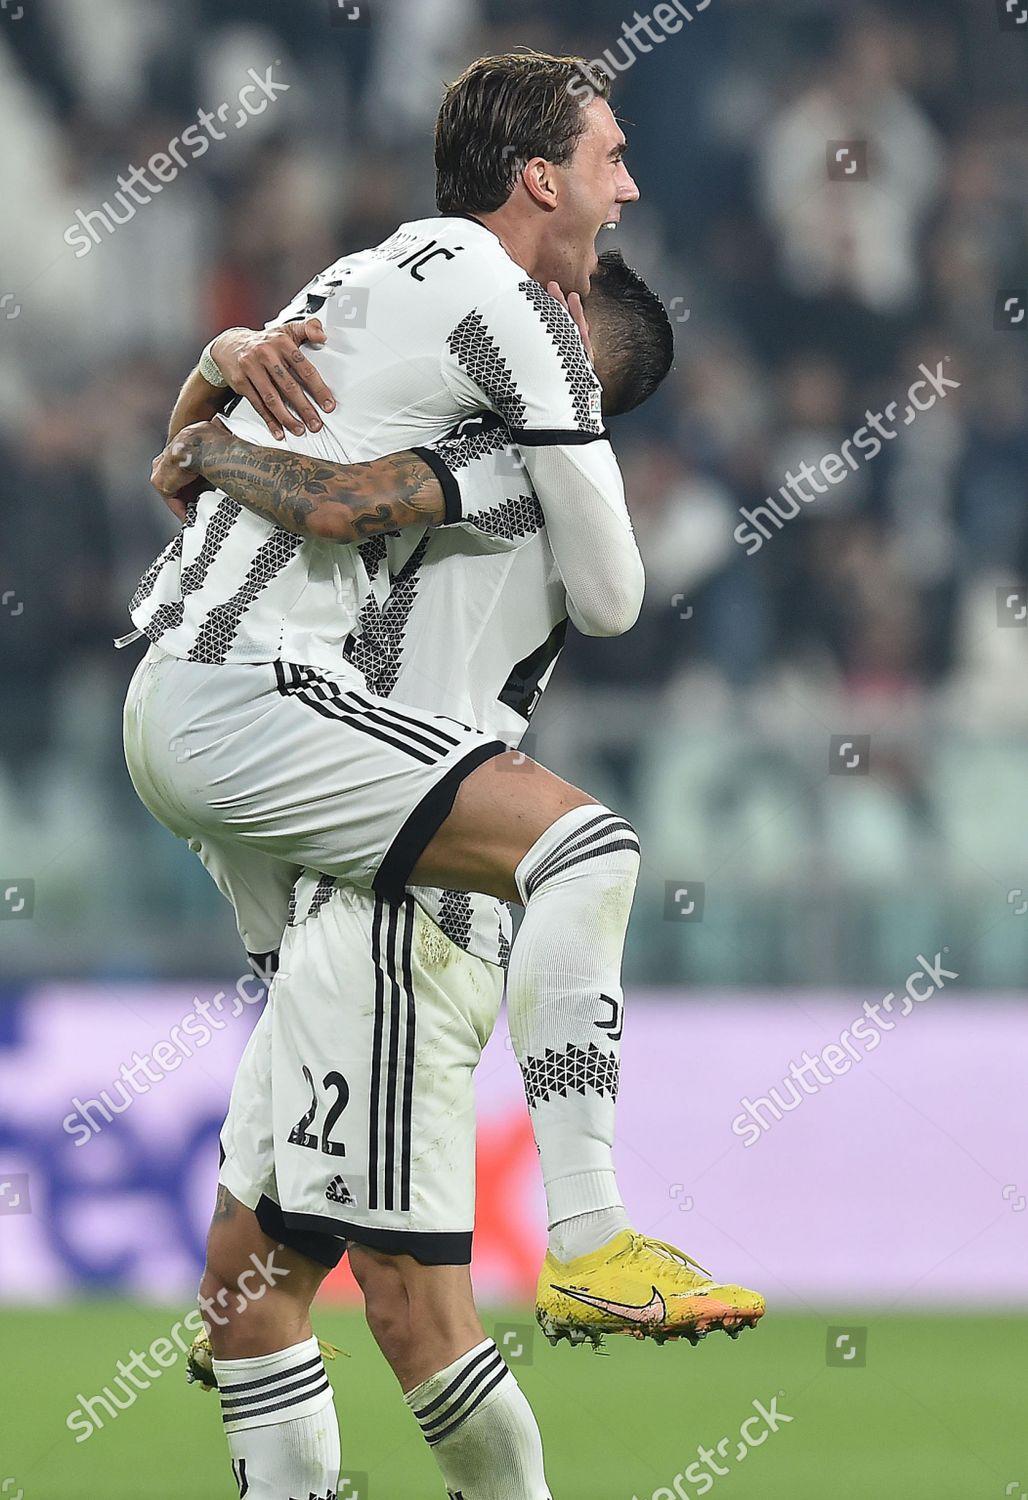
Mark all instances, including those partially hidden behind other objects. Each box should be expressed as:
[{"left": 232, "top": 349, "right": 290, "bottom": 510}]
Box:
[{"left": 325, "top": 1174, "right": 355, "bottom": 1207}]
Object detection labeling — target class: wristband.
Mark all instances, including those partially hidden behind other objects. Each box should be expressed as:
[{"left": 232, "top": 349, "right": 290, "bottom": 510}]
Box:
[{"left": 199, "top": 337, "right": 229, "bottom": 389}]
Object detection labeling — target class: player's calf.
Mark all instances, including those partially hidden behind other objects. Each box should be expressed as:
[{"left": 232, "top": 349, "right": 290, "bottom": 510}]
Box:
[
  {"left": 349, "top": 1244, "right": 484, "bottom": 1391},
  {"left": 200, "top": 1186, "right": 328, "bottom": 1358},
  {"left": 196, "top": 1186, "right": 341, "bottom": 1500},
  {"left": 351, "top": 1244, "right": 552, "bottom": 1500}
]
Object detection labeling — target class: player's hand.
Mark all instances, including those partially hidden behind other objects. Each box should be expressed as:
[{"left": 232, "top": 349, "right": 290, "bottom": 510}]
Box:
[
  {"left": 546, "top": 281, "right": 594, "bottom": 364},
  {"left": 150, "top": 422, "right": 218, "bottom": 523},
  {"left": 211, "top": 318, "right": 335, "bottom": 441}
]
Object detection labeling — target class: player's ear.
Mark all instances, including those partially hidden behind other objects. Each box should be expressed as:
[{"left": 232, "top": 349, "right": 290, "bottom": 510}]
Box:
[{"left": 521, "top": 157, "right": 560, "bottom": 211}]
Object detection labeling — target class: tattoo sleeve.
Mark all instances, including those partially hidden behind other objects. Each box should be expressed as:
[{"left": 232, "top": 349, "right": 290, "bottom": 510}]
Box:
[{"left": 194, "top": 430, "right": 446, "bottom": 541}]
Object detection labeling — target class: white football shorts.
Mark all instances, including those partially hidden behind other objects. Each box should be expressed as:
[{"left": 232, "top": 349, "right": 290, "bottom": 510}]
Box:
[
  {"left": 219, "top": 880, "right": 504, "bottom": 1264},
  {"left": 123, "top": 643, "right": 506, "bottom": 958}
]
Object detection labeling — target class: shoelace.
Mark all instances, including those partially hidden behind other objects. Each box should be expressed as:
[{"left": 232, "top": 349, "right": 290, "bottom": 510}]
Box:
[{"left": 627, "top": 1234, "right": 713, "bottom": 1281}]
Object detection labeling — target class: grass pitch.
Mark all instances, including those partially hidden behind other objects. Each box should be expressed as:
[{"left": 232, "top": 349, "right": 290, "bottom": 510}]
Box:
[{"left": 1, "top": 1305, "right": 1024, "bottom": 1498}]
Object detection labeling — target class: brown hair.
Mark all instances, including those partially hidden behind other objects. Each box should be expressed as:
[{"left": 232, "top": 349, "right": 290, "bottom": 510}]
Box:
[{"left": 435, "top": 51, "right": 612, "bottom": 216}]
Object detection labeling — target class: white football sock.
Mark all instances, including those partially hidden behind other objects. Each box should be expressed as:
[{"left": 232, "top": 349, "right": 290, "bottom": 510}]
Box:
[
  {"left": 548, "top": 1204, "right": 631, "bottom": 1263},
  {"left": 213, "top": 1337, "right": 340, "bottom": 1499},
  {"left": 506, "top": 805, "right": 640, "bottom": 1250},
  {"left": 405, "top": 1339, "right": 551, "bottom": 1499}
]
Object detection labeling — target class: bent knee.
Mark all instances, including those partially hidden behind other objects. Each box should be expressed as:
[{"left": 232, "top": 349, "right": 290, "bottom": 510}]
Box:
[{"left": 528, "top": 805, "right": 641, "bottom": 901}]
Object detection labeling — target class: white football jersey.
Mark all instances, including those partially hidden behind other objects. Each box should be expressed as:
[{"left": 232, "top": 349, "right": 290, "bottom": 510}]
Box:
[
  {"left": 129, "top": 215, "right": 607, "bottom": 672},
  {"left": 347, "top": 413, "right": 568, "bottom": 746}
]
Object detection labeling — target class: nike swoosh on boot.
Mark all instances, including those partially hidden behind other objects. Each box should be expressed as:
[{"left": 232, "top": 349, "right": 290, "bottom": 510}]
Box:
[{"left": 550, "top": 1284, "right": 668, "bottom": 1324}]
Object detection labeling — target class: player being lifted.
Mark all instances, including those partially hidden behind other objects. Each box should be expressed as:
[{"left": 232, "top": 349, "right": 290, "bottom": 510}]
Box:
[{"left": 127, "top": 51, "right": 764, "bottom": 1500}]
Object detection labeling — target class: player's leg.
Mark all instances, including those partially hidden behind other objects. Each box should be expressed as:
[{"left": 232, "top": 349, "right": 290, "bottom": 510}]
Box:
[
  {"left": 412, "top": 757, "right": 766, "bottom": 1343},
  {"left": 199, "top": 1006, "right": 345, "bottom": 1499},
  {"left": 412, "top": 754, "right": 639, "bottom": 1262},
  {"left": 274, "top": 886, "right": 552, "bottom": 1498},
  {"left": 350, "top": 1246, "right": 551, "bottom": 1500}
]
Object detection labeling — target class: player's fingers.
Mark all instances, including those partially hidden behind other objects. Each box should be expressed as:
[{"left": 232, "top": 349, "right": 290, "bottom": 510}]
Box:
[
  {"left": 284, "top": 343, "right": 336, "bottom": 415},
  {"left": 150, "top": 449, "right": 189, "bottom": 493},
  {"left": 300, "top": 316, "right": 327, "bottom": 345},
  {"left": 546, "top": 280, "right": 569, "bottom": 310},
  {"left": 237, "top": 377, "right": 290, "bottom": 441},
  {"left": 260, "top": 351, "right": 325, "bottom": 433},
  {"left": 151, "top": 459, "right": 191, "bottom": 517}
]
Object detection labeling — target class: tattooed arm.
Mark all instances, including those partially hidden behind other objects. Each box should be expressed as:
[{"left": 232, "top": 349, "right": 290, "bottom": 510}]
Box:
[{"left": 150, "top": 420, "right": 448, "bottom": 542}]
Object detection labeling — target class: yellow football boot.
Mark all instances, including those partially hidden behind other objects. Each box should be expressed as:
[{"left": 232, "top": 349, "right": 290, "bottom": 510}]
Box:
[{"left": 536, "top": 1231, "right": 766, "bottom": 1348}]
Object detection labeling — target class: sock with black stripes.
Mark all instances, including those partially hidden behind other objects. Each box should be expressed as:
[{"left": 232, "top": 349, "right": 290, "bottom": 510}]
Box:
[
  {"left": 405, "top": 1339, "right": 551, "bottom": 1499},
  {"left": 213, "top": 1337, "right": 340, "bottom": 1499},
  {"left": 506, "top": 804, "right": 640, "bottom": 1261}
]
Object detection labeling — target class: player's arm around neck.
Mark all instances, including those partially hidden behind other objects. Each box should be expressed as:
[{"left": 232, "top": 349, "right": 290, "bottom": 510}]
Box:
[{"left": 151, "top": 421, "right": 448, "bottom": 543}]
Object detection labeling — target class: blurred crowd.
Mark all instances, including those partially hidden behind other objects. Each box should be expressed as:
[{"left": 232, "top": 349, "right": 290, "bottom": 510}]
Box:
[{"left": 1, "top": 0, "right": 1027, "bottom": 982}]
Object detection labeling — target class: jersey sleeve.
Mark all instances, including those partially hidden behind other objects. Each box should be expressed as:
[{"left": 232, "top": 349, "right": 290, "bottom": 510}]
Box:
[
  {"left": 440, "top": 280, "right": 606, "bottom": 446},
  {"left": 412, "top": 417, "right": 542, "bottom": 543},
  {"left": 416, "top": 419, "right": 645, "bottom": 639}
]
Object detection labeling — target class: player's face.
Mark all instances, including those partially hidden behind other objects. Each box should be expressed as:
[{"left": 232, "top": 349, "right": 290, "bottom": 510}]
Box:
[{"left": 551, "top": 99, "right": 639, "bottom": 296}]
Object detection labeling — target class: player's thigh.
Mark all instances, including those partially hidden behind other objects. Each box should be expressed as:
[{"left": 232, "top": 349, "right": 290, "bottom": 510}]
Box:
[
  {"left": 126, "top": 643, "right": 512, "bottom": 898},
  {"left": 411, "top": 751, "right": 597, "bottom": 903}
]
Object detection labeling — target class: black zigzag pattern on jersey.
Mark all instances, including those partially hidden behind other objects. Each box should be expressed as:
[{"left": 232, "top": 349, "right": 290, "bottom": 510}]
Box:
[
  {"left": 188, "top": 530, "right": 303, "bottom": 663},
  {"left": 306, "top": 875, "right": 337, "bottom": 923},
  {"left": 447, "top": 313, "right": 529, "bottom": 431},
  {"left": 284, "top": 876, "right": 342, "bottom": 932},
  {"left": 129, "top": 532, "right": 184, "bottom": 614},
  {"left": 521, "top": 1041, "right": 620, "bottom": 1109},
  {"left": 347, "top": 533, "right": 432, "bottom": 699},
  {"left": 469, "top": 492, "right": 544, "bottom": 542},
  {"left": 358, "top": 536, "right": 388, "bottom": 581},
  {"left": 344, "top": 536, "right": 393, "bottom": 687},
  {"left": 142, "top": 497, "right": 241, "bottom": 641},
  {"left": 519, "top": 279, "right": 603, "bottom": 432},
  {"left": 436, "top": 891, "right": 473, "bottom": 951},
  {"left": 344, "top": 626, "right": 389, "bottom": 694},
  {"left": 497, "top": 915, "right": 511, "bottom": 971}
]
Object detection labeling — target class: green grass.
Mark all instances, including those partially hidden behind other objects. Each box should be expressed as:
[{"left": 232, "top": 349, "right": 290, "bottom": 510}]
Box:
[{"left": 1, "top": 1305, "right": 1025, "bottom": 1499}]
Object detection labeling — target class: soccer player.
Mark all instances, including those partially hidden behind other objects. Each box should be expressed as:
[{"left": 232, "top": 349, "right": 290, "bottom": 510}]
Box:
[
  {"left": 156, "top": 259, "right": 760, "bottom": 1500},
  {"left": 129, "top": 50, "right": 762, "bottom": 1357}
]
